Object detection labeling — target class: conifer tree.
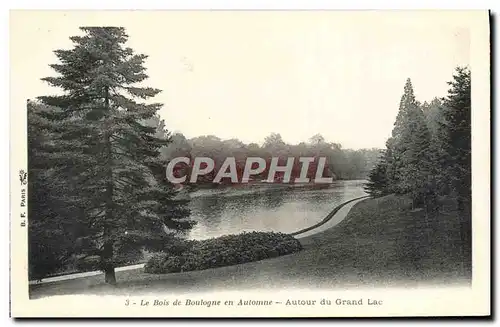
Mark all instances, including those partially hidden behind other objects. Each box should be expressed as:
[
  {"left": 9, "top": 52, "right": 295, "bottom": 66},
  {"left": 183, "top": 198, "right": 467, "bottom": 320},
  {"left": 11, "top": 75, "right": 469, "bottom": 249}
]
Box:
[
  {"left": 440, "top": 66, "right": 472, "bottom": 261},
  {"left": 421, "top": 98, "right": 451, "bottom": 199},
  {"left": 38, "top": 27, "right": 193, "bottom": 284},
  {"left": 422, "top": 98, "right": 444, "bottom": 139},
  {"left": 386, "top": 79, "right": 433, "bottom": 209},
  {"left": 364, "top": 151, "right": 389, "bottom": 197},
  {"left": 439, "top": 67, "right": 471, "bottom": 214},
  {"left": 386, "top": 79, "right": 419, "bottom": 194}
]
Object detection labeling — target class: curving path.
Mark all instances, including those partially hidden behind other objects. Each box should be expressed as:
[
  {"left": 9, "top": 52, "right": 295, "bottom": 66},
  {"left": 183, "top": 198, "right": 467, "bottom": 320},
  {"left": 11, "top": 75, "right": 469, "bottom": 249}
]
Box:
[
  {"left": 293, "top": 196, "right": 368, "bottom": 239},
  {"left": 29, "top": 196, "right": 368, "bottom": 285}
]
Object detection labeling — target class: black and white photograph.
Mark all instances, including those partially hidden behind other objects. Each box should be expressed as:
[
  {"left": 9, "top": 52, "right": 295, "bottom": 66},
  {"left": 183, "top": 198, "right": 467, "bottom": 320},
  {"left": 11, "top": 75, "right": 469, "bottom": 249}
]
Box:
[{"left": 9, "top": 9, "right": 490, "bottom": 317}]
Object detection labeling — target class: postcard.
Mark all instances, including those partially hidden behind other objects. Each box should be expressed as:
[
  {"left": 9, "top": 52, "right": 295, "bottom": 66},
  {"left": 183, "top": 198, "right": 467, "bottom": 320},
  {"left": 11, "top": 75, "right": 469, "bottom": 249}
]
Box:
[{"left": 10, "top": 9, "right": 491, "bottom": 318}]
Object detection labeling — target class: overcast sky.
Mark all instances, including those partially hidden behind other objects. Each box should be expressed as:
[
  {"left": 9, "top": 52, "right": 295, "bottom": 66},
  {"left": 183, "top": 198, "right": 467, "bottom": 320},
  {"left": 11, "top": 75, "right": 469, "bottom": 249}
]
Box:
[{"left": 11, "top": 11, "right": 471, "bottom": 149}]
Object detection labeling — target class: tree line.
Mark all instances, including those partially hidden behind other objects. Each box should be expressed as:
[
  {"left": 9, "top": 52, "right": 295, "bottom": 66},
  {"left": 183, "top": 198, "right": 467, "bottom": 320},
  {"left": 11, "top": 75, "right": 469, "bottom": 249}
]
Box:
[
  {"left": 364, "top": 67, "right": 471, "bottom": 244},
  {"left": 153, "top": 130, "right": 381, "bottom": 186}
]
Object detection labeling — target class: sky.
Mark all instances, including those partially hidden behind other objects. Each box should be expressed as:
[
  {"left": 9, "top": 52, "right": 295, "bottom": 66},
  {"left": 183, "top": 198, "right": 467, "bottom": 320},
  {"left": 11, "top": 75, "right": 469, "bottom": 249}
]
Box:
[{"left": 11, "top": 10, "right": 471, "bottom": 149}]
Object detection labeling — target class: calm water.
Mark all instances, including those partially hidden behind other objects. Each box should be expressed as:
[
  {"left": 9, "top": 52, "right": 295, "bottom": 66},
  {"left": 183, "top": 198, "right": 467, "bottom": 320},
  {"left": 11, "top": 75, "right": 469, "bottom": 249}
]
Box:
[{"left": 187, "top": 180, "right": 367, "bottom": 240}]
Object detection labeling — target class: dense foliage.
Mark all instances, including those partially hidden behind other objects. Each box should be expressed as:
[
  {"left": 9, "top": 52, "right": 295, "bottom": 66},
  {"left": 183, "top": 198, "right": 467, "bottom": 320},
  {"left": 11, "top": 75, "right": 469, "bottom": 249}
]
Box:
[
  {"left": 144, "top": 232, "right": 303, "bottom": 274},
  {"left": 365, "top": 67, "right": 471, "bottom": 235},
  {"left": 162, "top": 133, "right": 380, "bottom": 185}
]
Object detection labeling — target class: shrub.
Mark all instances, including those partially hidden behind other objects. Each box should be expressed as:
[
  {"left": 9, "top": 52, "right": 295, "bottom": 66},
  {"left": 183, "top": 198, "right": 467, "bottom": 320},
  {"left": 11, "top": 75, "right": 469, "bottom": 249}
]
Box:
[
  {"left": 144, "top": 232, "right": 302, "bottom": 274},
  {"left": 74, "top": 255, "right": 101, "bottom": 272},
  {"left": 113, "top": 247, "right": 145, "bottom": 266},
  {"left": 144, "top": 252, "right": 168, "bottom": 273}
]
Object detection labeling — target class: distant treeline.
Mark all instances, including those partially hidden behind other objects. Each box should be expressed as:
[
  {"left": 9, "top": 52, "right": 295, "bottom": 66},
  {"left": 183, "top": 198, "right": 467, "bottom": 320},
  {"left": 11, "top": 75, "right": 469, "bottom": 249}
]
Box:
[{"left": 145, "top": 126, "right": 381, "bottom": 185}]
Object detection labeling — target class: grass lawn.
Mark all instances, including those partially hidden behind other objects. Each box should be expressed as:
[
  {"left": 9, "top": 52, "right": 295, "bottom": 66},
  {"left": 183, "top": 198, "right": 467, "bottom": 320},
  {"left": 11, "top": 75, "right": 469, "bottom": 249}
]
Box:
[{"left": 30, "top": 194, "right": 472, "bottom": 299}]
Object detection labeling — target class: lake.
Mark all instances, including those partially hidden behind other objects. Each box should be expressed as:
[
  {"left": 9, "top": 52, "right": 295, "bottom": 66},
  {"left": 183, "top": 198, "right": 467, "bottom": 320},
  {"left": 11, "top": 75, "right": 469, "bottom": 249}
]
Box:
[{"left": 186, "top": 180, "right": 367, "bottom": 240}]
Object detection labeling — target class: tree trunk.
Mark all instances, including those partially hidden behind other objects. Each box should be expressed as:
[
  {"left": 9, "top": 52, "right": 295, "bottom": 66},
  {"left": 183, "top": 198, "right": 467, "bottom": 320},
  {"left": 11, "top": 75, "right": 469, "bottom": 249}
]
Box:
[
  {"left": 104, "top": 266, "right": 116, "bottom": 285},
  {"left": 103, "top": 86, "right": 116, "bottom": 285},
  {"left": 423, "top": 196, "right": 429, "bottom": 222},
  {"left": 102, "top": 241, "right": 116, "bottom": 285}
]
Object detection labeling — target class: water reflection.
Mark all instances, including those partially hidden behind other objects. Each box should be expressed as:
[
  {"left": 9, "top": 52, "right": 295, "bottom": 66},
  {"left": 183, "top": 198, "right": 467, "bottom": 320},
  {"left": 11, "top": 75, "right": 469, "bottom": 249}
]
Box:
[{"left": 187, "top": 180, "right": 367, "bottom": 240}]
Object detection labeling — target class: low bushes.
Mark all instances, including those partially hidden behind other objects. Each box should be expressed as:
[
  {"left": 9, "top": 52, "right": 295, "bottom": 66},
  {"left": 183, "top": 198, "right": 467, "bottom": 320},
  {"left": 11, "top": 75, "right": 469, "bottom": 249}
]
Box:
[
  {"left": 74, "top": 255, "right": 102, "bottom": 272},
  {"left": 144, "top": 232, "right": 302, "bottom": 274}
]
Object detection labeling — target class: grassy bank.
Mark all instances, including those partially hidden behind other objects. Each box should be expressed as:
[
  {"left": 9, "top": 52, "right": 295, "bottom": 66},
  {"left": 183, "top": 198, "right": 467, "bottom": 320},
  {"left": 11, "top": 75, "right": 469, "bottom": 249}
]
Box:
[
  {"left": 298, "top": 194, "right": 472, "bottom": 282},
  {"left": 30, "top": 194, "right": 471, "bottom": 299}
]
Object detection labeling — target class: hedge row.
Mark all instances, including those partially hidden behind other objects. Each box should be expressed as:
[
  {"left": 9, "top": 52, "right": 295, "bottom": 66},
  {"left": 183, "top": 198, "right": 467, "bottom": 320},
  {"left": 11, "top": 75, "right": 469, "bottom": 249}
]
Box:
[{"left": 144, "top": 232, "right": 302, "bottom": 274}]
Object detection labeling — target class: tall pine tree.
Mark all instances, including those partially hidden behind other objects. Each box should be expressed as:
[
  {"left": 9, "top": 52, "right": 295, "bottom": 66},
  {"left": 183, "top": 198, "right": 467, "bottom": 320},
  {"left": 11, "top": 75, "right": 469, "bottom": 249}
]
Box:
[
  {"left": 440, "top": 67, "right": 471, "bottom": 213},
  {"left": 437, "top": 67, "right": 472, "bottom": 252},
  {"left": 378, "top": 79, "right": 434, "bottom": 210},
  {"left": 37, "top": 27, "right": 193, "bottom": 284}
]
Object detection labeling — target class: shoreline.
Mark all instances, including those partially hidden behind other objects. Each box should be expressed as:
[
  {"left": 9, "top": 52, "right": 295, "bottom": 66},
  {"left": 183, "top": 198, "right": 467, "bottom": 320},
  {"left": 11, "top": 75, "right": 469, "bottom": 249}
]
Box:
[
  {"left": 290, "top": 195, "right": 369, "bottom": 237},
  {"left": 29, "top": 195, "right": 369, "bottom": 285}
]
